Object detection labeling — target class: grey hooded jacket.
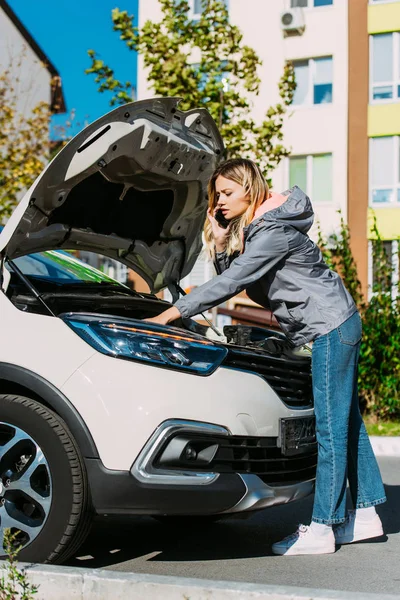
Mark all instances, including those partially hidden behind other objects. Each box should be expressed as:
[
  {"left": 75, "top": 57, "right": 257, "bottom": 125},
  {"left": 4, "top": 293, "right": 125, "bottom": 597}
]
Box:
[{"left": 174, "top": 186, "right": 357, "bottom": 346}]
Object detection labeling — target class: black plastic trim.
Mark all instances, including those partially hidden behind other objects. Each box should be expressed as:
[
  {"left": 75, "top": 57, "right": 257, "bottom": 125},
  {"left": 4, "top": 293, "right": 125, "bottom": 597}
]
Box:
[
  {"left": 85, "top": 458, "right": 246, "bottom": 515},
  {"left": 0, "top": 363, "right": 99, "bottom": 458}
]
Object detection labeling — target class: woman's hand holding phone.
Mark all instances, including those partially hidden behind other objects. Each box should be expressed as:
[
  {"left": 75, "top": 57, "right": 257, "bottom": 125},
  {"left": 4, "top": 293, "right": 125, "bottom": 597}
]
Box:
[{"left": 207, "top": 208, "right": 231, "bottom": 253}]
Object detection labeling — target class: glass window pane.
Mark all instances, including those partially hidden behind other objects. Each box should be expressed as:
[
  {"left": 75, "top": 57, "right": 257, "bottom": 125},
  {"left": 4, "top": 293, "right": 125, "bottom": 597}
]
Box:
[
  {"left": 289, "top": 157, "right": 307, "bottom": 191},
  {"left": 291, "top": 0, "right": 308, "bottom": 6},
  {"left": 313, "top": 154, "right": 332, "bottom": 202},
  {"left": 314, "top": 57, "right": 333, "bottom": 103},
  {"left": 314, "top": 57, "right": 332, "bottom": 84},
  {"left": 194, "top": 0, "right": 228, "bottom": 13},
  {"left": 194, "top": 0, "right": 204, "bottom": 13},
  {"left": 371, "top": 137, "right": 393, "bottom": 186},
  {"left": 314, "top": 83, "right": 332, "bottom": 104},
  {"left": 398, "top": 137, "right": 400, "bottom": 184},
  {"left": 293, "top": 61, "right": 309, "bottom": 105},
  {"left": 372, "top": 189, "right": 394, "bottom": 204},
  {"left": 372, "top": 34, "right": 393, "bottom": 83},
  {"left": 372, "top": 241, "right": 393, "bottom": 290},
  {"left": 373, "top": 85, "right": 393, "bottom": 100},
  {"left": 314, "top": 0, "right": 333, "bottom": 6}
]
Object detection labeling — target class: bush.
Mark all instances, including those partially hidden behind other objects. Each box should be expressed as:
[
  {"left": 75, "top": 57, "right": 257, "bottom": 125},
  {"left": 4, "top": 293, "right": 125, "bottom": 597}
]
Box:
[
  {"left": 317, "top": 215, "right": 400, "bottom": 419},
  {"left": 0, "top": 529, "right": 38, "bottom": 600},
  {"left": 358, "top": 221, "right": 400, "bottom": 418}
]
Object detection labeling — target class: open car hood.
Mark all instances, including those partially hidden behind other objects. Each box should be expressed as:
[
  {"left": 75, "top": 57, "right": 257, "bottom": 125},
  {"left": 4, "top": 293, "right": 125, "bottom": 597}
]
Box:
[{"left": 0, "top": 98, "right": 224, "bottom": 292}]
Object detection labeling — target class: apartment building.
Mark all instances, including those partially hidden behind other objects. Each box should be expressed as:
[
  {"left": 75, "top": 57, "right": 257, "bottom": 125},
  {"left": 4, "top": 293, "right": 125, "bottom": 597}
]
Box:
[
  {"left": 0, "top": 0, "right": 65, "bottom": 114},
  {"left": 137, "top": 1, "right": 399, "bottom": 309},
  {"left": 136, "top": 0, "right": 349, "bottom": 305},
  {"left": 137, "top": 1, "right": 347, "bottom": 244},
  {"left": 365, "top": 0, "right": 400, "bottom": 296}
]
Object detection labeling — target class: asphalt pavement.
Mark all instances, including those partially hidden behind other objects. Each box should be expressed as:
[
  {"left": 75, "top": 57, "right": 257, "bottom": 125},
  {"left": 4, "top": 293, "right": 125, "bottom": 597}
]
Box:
[{"left": 67, "top": 457, "right": 400, "bottom": 596}]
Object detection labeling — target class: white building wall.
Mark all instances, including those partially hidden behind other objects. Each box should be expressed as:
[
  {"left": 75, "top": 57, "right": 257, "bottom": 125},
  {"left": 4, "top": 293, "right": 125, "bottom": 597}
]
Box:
[
  {"left": 138, "top": 0, "right": 348, "bottom": 241},
  {"left": 0, "top": 6, "right": 52, "bottom": 115},
  {"left": 229, "top": 0, "right": 348, "bottom": 239},
  {"left": 137, "top": 0, "right": 163, "bottom": 100},
  {"left": 137, "top": 0, "right": 349, "bottom": 295}
]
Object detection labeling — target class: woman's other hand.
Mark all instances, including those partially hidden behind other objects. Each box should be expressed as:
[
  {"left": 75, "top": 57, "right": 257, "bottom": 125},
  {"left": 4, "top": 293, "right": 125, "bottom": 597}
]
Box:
[
  {"left": 207, "top": 208, "right": 231, "bottom": 253},
  {"left": 144, "top": 306, "right": 181, "bottom": 326}
]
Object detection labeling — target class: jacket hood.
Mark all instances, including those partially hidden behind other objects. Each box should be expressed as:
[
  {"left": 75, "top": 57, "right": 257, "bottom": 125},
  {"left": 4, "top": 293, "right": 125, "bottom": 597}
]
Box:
[
  {"left": 252, "top": 186, "right": 314, "bottom": 235},
  {"left": 0, "top": 98, "right": 224, "bottom": 293}
]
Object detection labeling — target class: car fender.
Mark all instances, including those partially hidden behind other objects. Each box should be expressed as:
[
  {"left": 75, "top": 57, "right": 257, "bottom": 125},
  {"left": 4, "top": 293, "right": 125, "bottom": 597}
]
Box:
[{"left": 0, "top": 362, "right": 99, "bottom": 458}]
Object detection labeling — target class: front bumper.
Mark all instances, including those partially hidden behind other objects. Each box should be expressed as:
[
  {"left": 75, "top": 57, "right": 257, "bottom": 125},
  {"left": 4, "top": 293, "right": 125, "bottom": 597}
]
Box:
[
  {"left": 225, "top": 475, "right": 314, "bottom": 513},
  {"left": 86, "top": 418, "right": 316, "bottom": 516},
  {"left": 85, "top": 457, "right": 246, "bottom": 515},
  {"left": 85, "top": 458, "right": 314, "bottom": 516}
]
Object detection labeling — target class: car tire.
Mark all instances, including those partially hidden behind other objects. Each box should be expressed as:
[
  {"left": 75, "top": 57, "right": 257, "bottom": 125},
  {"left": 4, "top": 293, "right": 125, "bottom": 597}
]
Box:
[{"left": 0, "top": 394, "right": 92, "bottom": 564}]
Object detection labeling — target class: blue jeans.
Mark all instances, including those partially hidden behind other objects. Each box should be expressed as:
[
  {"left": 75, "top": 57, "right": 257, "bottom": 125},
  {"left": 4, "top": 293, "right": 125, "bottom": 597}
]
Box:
[{"left": 311, "top": 311, "right": 386, "bottom": 525}]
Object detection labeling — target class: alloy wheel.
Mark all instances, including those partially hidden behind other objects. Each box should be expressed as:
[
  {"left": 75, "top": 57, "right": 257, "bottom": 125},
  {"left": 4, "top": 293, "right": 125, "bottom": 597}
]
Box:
[{"left": 0, "top": 422, "right": 52, "bottom": 552}]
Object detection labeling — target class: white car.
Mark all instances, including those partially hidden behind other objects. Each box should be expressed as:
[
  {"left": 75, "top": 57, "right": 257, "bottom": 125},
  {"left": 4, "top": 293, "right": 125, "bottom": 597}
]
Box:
[{"left": 0, "top": 98, "right": 317, "bottom": 564}]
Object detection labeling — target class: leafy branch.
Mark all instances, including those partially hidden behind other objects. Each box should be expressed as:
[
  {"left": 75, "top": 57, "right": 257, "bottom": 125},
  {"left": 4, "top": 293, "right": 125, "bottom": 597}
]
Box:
[{"left": 86, "top": 0, "right": 295, "bottom": 175}]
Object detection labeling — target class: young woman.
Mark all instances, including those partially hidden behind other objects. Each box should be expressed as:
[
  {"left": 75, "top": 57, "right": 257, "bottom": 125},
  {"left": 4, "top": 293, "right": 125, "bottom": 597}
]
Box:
[{"left": 145, "top": 158, "right": 386, "bottom": 556}]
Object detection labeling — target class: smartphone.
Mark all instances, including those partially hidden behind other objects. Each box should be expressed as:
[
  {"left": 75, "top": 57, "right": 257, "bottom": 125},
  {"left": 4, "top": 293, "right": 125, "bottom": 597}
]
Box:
[{"left": 215, "top": 209, "right": 230, "bottom": 229}]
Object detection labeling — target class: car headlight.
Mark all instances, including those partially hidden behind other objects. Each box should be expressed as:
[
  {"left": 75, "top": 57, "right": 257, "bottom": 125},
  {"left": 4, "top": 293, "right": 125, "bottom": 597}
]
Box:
[{"left": 62, "top": 313, "right": 228, "bottom": 376}]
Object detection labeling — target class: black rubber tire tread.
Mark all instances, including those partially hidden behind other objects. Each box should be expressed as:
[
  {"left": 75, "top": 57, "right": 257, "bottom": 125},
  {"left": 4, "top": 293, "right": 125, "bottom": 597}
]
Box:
[{"left": 0, "top": 394, "right": 93, "bottom": 564}]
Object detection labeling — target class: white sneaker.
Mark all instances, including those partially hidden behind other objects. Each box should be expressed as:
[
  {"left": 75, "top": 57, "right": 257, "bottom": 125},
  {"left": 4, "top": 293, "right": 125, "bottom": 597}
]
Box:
[
  {"left": 272, "top": 524, "right": 336, "bottom": 556},
  {"left": 334, "top": 510, "right": 384, "bottom": 545}
]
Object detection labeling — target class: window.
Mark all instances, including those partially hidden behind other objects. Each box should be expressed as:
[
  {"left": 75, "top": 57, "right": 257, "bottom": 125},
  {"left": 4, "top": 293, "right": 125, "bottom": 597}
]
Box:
[
  {"left": 192, "top": 61, "right": 230, "bottom": 94},
  {"left": 289, "top": 154, "right": 333, "bottom": 202},
  {"left": 369, "top": 136, "right": 400, "bottom": 205},
  {"left": 370, "top": 240, "right": 399, "bottom": 299},
  {"left": 10, "top": 251, "right": 126, "bottom": 285},
  {"left": 191, "top": 0, "right": 228, "bottom": 18},
  {"left": 193, "top": 0, "right": 204, "bottom": 14},
  {"left": 292, "top": 57, "right": 333, "bottom": 105},
  {"left": 291, "top": 0, "right": 333, "bottom": 6},
  {"left": 370, "top": 33, "right": 400, "bottom": 102}
]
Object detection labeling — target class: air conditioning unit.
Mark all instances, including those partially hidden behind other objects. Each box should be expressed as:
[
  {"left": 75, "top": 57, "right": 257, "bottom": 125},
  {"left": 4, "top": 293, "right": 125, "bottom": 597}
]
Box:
[{"left": 280, "top": 8, "right": 305, "bottom": 37}]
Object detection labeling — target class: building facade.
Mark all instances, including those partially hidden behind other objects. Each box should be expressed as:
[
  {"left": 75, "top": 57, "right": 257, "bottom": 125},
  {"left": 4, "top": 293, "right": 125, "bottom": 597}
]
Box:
[
  {"left": 137, "top": 0, "right": 347, "bottom": 236},
  {"left": 137, "top": 0, "right": 399, "bottom": 307},
  {"left": 0, "top": 0, "right": 65, "bottom": 114},
  {"left": 365, "top": 0, "right": 400, "bottom": 297}
]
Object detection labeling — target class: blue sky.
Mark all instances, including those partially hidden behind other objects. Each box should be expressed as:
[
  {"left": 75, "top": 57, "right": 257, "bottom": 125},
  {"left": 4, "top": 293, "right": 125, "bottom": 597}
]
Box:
[{"left": 8, "top": 0, "right": 139, "bottom": 137}]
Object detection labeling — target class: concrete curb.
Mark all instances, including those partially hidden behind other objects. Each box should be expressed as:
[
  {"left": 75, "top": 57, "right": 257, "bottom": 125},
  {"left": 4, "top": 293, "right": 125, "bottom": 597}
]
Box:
[
  {"left": 16, "top": 564, "right": 400, "bottom": 600},
  {"left": 370, "top": 436, "right": 400, "bottom": 457}
]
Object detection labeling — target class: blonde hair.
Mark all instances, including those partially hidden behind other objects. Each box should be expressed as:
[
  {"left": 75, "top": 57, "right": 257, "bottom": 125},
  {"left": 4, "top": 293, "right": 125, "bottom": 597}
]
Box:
[{"left": 204, "top": 158, "right": 269, "bottom": 259}]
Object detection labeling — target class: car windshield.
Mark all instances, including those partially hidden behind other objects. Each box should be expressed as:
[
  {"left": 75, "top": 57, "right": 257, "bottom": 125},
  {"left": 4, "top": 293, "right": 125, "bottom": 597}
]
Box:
[{"left": 10, "top": 250, "right": 124, "bottom": 287}]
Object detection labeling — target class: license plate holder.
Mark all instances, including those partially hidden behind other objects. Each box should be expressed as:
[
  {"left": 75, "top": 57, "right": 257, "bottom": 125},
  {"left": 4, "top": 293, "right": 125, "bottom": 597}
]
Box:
[{"left": 281, "top": 416, "right": 317, "bottom": 456}]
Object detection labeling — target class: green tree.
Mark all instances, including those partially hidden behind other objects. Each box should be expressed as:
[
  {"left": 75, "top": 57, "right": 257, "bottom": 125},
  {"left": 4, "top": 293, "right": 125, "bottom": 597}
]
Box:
[
  {"left": 0, "top": 64, "right": 51, "bottom": 223},
  {"left": 316, "top": 220, "right": 335, "bottom": 270},
  {"left": 317, "top": 213, "right": 363, "bottom": 308},
  {"left": 86, "top": 0, "right": 295, "bottom": 176},
  {"left": 330, "top": 212, "right": 364, "bottom": 308}
]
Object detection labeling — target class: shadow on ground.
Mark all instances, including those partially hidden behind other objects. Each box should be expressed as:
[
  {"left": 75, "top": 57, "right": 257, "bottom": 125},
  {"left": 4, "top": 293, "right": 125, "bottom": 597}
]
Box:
[{"left": 66, "top": 483, "right": 400, "bottom": 569}]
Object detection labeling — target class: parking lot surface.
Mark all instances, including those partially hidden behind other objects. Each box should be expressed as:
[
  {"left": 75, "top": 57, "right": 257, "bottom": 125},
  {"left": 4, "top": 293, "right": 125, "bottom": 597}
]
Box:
[{"left": 67, "top": 457, "right": 400, "bottom": 596}]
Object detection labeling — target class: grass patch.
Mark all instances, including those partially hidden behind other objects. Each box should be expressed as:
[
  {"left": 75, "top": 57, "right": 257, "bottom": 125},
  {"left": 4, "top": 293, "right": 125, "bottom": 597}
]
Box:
[{"left": 364, "top": 418, "right": 400, "bottom": 436}]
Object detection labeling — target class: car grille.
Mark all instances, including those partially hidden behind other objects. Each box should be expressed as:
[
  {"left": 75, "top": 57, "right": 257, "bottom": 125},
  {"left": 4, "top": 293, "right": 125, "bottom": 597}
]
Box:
[
  {"left": 222, "top": 348, "right": 313, "bottom": 409},
  {"left": 210, "top": 435, "right": 317, "bottom": 485}
]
